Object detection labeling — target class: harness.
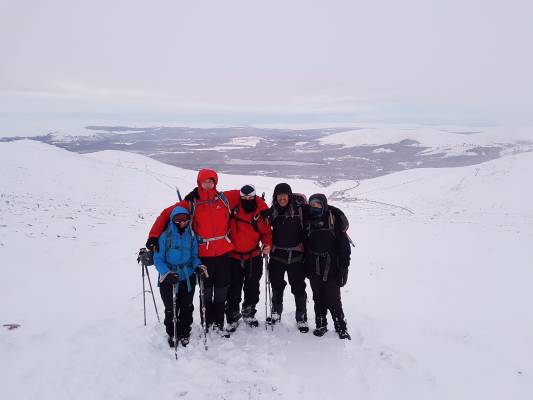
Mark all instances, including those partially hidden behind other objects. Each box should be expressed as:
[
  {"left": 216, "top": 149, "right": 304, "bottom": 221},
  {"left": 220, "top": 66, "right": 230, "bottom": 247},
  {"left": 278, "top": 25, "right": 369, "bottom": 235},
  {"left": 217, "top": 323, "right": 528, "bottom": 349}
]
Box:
[{"left": 189, "top": 191, "right": 232, "bottom": 249}]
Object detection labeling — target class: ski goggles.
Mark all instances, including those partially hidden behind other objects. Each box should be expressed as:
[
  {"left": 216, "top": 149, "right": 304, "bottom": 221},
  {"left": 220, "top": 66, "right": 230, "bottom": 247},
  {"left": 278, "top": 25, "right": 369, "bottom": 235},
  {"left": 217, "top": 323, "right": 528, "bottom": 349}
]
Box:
[{"left": 172, "top": 214, "right": 190, "bottom": 223}]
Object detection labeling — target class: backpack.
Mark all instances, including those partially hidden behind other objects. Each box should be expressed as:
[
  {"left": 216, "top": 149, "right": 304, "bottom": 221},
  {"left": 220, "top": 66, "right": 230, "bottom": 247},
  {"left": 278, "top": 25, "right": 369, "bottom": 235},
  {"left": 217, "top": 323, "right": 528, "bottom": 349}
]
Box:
[
  {"left": 270, "top": 192, "right": 307, "bottom": 228},
  {"left": 189, "top": 191, "right": 231, "bottom": 222}
]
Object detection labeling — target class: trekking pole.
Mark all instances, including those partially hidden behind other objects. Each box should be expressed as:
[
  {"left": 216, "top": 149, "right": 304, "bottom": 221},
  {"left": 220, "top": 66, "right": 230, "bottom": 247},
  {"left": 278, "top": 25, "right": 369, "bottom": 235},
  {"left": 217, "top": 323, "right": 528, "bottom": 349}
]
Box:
[
  {"left": 142, "top": 259, "right": 147, "bottom": 326},
  {"left": 198, "top": 274, "right": 208, "bottom": 351},
  {"left": 137, "top": 248, "right": 161, "bottom": 325},
  {"left": 144, "top": 264, "right": 161, "bottom": 323},
  {"left": 264, "top": 254, "right": 273, "bottom": 331},
  {"left": 172, "top": 284, "right": 178, "bottom": 360}
]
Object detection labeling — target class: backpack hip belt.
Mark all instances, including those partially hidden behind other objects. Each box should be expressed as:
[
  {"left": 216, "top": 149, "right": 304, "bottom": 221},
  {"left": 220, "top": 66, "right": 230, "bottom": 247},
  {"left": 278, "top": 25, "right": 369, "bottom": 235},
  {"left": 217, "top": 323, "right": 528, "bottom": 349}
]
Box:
[
  {"left": 272, "top": 243, "right": 304, "bottom": 265},
  {"left": 232, "top": 247, "right": 261, "bottom": 276},
  {"left": 198, "top": 233, "right": 231, "bottom": 249},
  {"left": 308, "top": 249, "right": 332, "bottom": 282}
]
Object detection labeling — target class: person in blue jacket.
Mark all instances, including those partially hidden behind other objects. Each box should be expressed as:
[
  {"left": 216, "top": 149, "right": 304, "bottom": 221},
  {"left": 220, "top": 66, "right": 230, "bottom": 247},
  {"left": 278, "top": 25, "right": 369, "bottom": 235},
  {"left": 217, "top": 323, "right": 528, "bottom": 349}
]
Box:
[{"left": 153, "top": 206, "right": 206, "bottom": 347}]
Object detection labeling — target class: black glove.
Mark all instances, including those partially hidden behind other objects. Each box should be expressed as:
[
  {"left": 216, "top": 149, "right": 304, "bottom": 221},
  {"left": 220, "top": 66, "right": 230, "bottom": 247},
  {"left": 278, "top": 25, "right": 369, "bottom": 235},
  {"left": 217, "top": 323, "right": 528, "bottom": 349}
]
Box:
[
  {"left": 164, "top": 272, "right": 180, "bottom": 285},
  {"left": 145, "top": 237, "right": 159, "bottom": 253},
  {"left": 184, "top": 187, "right": 199, "bottom": 202},
  {"left": 337, "top": 268, "right": 349, "bottom": 287}
]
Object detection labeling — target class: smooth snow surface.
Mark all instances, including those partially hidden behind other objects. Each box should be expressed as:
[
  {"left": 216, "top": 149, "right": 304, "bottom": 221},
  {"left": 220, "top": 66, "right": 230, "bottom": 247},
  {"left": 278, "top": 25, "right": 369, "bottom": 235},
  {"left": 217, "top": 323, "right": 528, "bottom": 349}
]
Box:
[{"left": 1, "top": 140, "right": 532, "bottom": 400}]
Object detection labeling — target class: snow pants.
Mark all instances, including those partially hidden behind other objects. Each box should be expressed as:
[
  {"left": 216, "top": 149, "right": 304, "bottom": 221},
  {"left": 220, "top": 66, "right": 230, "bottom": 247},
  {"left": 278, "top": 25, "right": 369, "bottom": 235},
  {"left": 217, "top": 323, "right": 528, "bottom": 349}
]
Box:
[
  {"left": 226, "top": 255, "right": 263, "bottom": 323},
  {"left": 200, "top": 253, "right": 231, "bottom": 328},
  {"left": 307, "top": 265, "right": 345, "bottom": 326},
  {"left": 159, "top": 275, "right": 196, "bottom": 339},
  {"left": 268, "top": 258, "right": 307, "bottom": 321}
]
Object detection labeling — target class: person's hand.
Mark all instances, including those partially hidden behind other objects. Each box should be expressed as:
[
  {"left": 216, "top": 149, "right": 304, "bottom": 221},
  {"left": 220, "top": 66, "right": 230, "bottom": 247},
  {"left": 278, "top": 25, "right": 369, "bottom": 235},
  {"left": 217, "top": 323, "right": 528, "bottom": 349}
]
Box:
[
  {"left": 145, "top": 237, "right": 159, "bottom": 253},
  {"left": 337, "top": 268, "right": 348, "bottom": 287},
  {"left": 164, "top": 272, "right": 180, "bottom": 285},
  {"left": 196, "top": 264, "right": 209, "bottom": 278},
  {"left": 262, "top": 246, "right": 271, "bottom": 255}
]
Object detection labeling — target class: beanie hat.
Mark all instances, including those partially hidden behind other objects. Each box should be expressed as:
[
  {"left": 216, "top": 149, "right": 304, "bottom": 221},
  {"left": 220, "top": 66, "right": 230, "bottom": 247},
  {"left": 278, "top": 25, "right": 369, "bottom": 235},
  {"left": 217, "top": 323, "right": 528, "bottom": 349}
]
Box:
[
  {"left": 240, "top": 184, "right": 256, "bottom": 197},
  {"left": 273, "top": 183, "right": 292, "bottom": 197}
]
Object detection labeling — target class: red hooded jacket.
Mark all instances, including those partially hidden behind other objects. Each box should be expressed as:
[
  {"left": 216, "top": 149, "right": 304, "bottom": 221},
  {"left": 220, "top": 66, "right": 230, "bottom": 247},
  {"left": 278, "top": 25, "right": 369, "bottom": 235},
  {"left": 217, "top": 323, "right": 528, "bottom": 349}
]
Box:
[
  {"left": 229, "top": 196, "right": 272, "bottom": 261},
  {"left": 148, "top": 169, "right": 240, "bottom": 258}
]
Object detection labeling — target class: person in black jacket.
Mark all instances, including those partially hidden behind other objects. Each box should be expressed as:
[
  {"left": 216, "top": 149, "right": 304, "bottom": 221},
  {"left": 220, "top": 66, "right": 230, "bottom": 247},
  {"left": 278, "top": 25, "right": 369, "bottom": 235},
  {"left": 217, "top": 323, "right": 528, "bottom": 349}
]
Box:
[
  {"left": 305, "top": 193, "right": 351, "bottom": 339},
  {"left": 262, "top": 183, "right": 309, "bottom": 332}
]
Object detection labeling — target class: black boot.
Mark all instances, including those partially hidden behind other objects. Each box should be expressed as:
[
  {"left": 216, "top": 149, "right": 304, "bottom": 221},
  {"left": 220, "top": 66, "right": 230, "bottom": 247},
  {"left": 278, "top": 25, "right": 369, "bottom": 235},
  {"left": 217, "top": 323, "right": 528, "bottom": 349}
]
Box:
[
  {"left": 295, "top": 295, "right": 308, "bottom": 332},
  {"left": 333, "top": 317, "right": 351, "bottom": 340},
  {"left": 313, "top": 315, "right": 328, "bottom": 337},
  {"left": 180, "top": 336, "right": 190, "bottom": 347},
  {"left": 242, "top": 305, "right": 259, "bottom": 327}
]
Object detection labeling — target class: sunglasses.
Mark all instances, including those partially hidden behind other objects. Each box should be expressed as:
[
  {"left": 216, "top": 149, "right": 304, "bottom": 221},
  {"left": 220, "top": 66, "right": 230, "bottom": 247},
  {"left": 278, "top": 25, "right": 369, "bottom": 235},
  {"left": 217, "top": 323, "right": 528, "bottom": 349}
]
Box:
[{"left": 173, "top": 215, "right": 190, "bottom": 223}]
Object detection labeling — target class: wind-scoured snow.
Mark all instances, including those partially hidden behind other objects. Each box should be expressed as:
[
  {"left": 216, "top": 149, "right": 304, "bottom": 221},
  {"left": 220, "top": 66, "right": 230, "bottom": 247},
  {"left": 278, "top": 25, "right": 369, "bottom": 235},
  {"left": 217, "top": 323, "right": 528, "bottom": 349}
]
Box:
[{"left": 1, "top": 140, "right": 532, "bottom": 400}]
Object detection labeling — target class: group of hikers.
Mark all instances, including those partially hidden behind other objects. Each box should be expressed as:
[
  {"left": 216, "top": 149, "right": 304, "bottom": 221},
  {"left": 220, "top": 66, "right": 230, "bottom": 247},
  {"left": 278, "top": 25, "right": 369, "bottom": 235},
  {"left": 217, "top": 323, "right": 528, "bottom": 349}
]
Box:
[{"left": 144, "top": 168, "right": 352, "bottom": 349}]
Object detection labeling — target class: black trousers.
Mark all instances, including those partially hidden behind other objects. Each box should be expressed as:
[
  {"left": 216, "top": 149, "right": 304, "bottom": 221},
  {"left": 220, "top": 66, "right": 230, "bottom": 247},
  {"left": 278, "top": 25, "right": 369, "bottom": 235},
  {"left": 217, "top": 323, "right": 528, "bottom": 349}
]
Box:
[
  {"left": 306, "top": 264, "right": 345, "bottom": 324},
  {"left": 159, "top": 274, "right": 196, "bottom": 338},
  {"left": 268, "top": 258, "right": 307, "bottom": 321},
  {"left": 200, "top": 254, "right": 231, "bottom": 328},
  {"left": 226, "top": 255, "right": 263, "bottom": 322}
]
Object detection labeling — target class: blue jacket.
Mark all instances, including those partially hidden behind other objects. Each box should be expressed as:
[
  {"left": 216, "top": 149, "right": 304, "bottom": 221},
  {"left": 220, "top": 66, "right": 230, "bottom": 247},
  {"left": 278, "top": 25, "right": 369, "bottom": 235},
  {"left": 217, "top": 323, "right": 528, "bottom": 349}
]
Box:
[{"left": 154, "top": 206, "right": 201, "bottom": 291}]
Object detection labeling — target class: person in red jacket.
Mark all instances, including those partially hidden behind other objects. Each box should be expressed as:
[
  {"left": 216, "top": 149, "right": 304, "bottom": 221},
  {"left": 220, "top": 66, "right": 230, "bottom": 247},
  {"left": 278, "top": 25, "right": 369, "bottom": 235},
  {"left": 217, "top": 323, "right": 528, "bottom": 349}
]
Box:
[
  {"left": 146, "top": 168, "right": 241, "bottom": 335},
  {"left": 225, "top": 184, "right": 272, "bottom": 331}
]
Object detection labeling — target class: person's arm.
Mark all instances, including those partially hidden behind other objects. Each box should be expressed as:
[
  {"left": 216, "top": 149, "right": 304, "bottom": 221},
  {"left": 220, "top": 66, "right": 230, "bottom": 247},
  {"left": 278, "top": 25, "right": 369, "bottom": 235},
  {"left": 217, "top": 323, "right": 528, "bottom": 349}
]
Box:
[
  {"left": 223, "top": 189, "right": 241, "bottom": 208},
  {"left": 147, "top": 201, "right": 189, "bottom": 239}
]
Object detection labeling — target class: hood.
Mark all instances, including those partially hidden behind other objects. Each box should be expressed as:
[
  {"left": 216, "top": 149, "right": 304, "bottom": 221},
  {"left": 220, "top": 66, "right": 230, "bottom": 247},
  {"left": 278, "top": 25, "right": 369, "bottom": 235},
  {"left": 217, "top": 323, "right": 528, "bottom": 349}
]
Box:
[
  {"left": 170, "top": 206, "right": 190, "bottom": 220},
  {"left": 308, "top": 193, "right": 329, "bottom": 216},
  {"left": 196, "top": 168, "right": 219, "bottom": 200},
  {"left": 197, "top": 168, "right": 218, "bottom": 187}
]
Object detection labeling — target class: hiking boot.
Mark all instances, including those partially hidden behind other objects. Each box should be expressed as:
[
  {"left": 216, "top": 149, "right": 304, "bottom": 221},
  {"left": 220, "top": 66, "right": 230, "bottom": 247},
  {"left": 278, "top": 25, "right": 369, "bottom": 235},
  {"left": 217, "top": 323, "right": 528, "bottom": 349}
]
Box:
[
  {"left": 180, "top": 336, "right": 190, "bottom": 347},
  {"left": 226, "top": 321, "right": 239, "bottom": 333},
  {"left": 243, "top": 316, "right": 259, "bottom": 327},
  {"left": 313, "top": 315, "right": 328, "bottom": 337},
  {"left": 297, "top": 320, "right": 309, "bottom": 333},
  {"left": 334, "top": 317, "right": 351, "bottom": 340},
  {"left": 266, "top": 312, "right": 281, "bottom": 325},
  {"left": 213, "top": 324, "right": 231, "bottom": 338},
  {"left": 167, "top": 336, "right": 177, "bottom": 348}
]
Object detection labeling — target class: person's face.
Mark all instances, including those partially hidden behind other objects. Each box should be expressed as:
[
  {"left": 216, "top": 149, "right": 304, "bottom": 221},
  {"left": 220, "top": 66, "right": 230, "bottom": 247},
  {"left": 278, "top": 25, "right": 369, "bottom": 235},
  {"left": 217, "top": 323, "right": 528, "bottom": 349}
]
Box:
[
  {"left": 241, "top": 195, "right": 255, "bottom": 201},
  {"left": 276, "top": 193, "right": 289, "bottom": 207},
  {"left": 201, "top": 179, "right": 215, "bottom": 190}
]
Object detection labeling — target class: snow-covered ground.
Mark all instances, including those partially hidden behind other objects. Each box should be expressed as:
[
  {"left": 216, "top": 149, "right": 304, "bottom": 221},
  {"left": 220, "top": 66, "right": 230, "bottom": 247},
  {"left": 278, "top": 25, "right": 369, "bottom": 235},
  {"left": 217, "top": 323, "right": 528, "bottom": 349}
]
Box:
[{"left": 1, "top": 140, "right": 532, "bottom": 399}]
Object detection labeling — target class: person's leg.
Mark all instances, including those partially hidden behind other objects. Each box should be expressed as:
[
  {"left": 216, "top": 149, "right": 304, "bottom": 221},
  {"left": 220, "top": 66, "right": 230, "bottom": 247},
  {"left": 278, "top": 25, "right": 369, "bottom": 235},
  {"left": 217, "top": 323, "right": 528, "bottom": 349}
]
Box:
[
  {"left": 177, "top": 274, "right": 196, "bottom": 340},
  {"left": 225, "top": 257, "right": 245, "bottom": 325},
  {"left": 268, "top": 258, "right": 287, "bottom": 317},
  {"left": 159, "top": 281, "right": 174, "bottom": 338},
  {"left": 287, "top": 261, "right": 308, "bottom": 322},
  {"left": 307, "top": 269, "right": 328, "bottom": 335},
  {"left": 211, "top": 254, "right": 231, "bottom": 329}
]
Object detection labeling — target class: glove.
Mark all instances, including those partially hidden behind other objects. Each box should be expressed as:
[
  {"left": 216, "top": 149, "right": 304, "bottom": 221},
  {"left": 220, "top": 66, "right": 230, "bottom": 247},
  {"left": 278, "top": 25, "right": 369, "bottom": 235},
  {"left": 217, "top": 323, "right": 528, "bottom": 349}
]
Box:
[
  {"left": 184, "top": 187, "right": 199, "bottom": 202},
  {"left": 195, "top": 264, "right": 209, "bottom": 278},
  {"left": 337, "top": 268, "right": 349, "bottom": 287},
  {"left": 146, "top": 237, "right": 159, "bottom": 253},
  {"left": 163, "top": 272, "right": 180, "bottom": 285}
]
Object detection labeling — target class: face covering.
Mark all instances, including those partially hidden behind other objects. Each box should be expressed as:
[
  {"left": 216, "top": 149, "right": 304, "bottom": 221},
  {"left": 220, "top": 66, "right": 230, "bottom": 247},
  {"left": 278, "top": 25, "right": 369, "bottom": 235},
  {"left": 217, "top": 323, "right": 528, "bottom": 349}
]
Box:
[
  {"left": 241, "top": 198, "right": 257, "bottom": 213},
  {"left": 309, "top": 205, "right": 324, "bottom": 218}
]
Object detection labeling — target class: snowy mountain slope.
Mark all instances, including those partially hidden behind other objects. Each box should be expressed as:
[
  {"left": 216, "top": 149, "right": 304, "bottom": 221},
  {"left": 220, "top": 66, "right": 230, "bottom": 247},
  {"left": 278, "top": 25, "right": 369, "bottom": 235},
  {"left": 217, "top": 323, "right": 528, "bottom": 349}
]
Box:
[
  {"left": 319, "top": 125, "right": 533, "bottom": 157},
  {"left": 1, "top": 140, "right": 532, "bottom": 400}
]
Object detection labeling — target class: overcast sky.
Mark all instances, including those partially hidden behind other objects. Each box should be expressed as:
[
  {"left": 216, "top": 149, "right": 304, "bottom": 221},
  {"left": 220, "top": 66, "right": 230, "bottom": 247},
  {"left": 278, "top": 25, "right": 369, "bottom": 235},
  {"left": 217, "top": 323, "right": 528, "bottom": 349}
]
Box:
[{"left": 1, "top": 0, "right": 532, "bottom": 128}]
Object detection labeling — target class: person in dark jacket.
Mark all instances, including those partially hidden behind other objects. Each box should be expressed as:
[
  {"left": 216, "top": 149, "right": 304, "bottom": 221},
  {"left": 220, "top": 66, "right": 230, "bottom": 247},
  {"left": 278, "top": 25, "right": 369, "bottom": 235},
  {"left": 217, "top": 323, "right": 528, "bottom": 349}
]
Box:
[
  {"left": 262, "top": 183, "right": 309, "bottom": 332},
  {"left": 153, "top": 206, "right": 206, "bottom": 347},
  {"left": 305, "top": 193, "right": 351, "bottom": 339}
]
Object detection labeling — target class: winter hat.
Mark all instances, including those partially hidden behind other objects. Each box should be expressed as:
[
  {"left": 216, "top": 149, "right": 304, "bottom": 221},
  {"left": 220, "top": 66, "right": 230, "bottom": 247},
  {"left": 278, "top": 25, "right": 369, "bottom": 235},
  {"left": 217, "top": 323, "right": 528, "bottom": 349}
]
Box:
[
  {"left": 240, "top": 184, "right": 256, "bottom": 197},
  {"left": 309, "top": 193, "right": 328, "bottom": 218},
  {"left": 273, "top": 183, "right": 292, "bottom": 197}
]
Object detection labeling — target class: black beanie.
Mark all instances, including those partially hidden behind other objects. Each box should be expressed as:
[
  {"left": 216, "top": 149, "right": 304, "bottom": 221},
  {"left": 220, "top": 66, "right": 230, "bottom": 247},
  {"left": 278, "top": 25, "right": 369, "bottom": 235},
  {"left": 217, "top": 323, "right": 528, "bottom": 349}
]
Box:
[{"left": 273, "top": 183, "right": 292, "bottom": 197}]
